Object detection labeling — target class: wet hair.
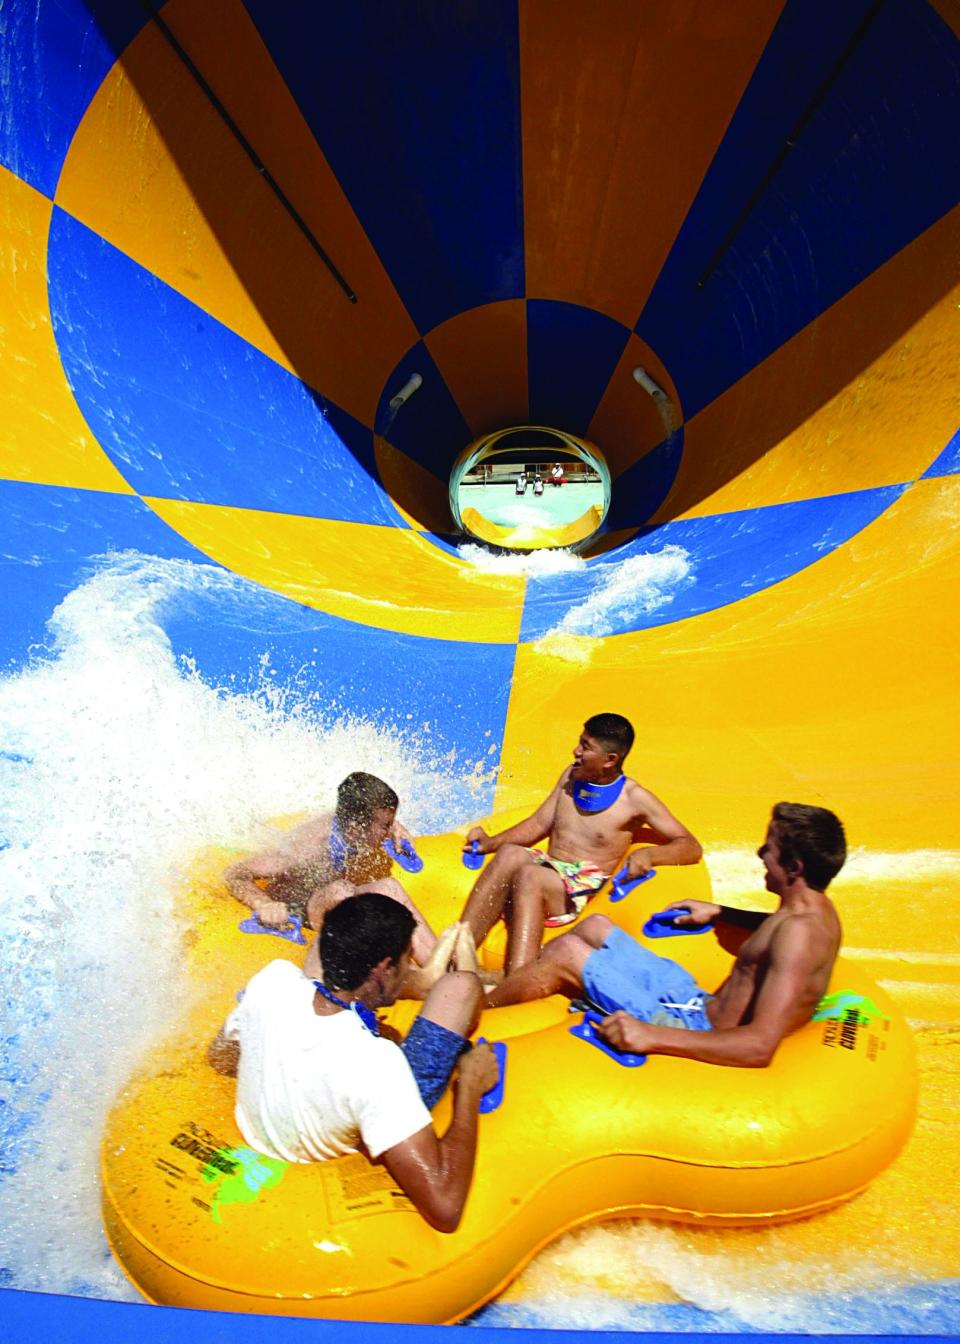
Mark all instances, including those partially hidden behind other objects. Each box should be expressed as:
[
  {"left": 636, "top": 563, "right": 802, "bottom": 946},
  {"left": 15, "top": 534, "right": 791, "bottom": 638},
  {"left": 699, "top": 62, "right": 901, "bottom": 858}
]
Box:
[
  {"left": 319, "top": 893, "right": 414, "bottom": 991},
  {"left": 771, "top": 802, "right": 847, "bottom": 891},
  {"left": 583, "top": 713, "right": 635, "bottom": 764},
  {"left": 335, "top": 772, "right": 399, "bottom": 829}
]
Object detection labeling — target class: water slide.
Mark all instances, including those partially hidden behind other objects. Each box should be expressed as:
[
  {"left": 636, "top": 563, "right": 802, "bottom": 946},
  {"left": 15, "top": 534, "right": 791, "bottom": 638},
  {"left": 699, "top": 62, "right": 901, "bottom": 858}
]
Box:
[{"left": 1, "top": 0, "right": 959, "bottom": 1338}]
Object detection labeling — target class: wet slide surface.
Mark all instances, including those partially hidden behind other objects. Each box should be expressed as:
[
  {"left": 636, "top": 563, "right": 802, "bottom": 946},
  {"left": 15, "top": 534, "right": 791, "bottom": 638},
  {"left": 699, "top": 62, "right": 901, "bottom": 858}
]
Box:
[{"left": 1, "top": 0, "right": 959, "bottom": 1337}]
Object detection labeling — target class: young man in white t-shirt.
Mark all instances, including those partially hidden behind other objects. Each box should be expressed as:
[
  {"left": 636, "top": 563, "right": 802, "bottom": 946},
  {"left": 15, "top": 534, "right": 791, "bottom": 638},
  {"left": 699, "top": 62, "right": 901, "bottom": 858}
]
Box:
[{"left": 209, "top": 894, "right": 498, "bottom": 1232}]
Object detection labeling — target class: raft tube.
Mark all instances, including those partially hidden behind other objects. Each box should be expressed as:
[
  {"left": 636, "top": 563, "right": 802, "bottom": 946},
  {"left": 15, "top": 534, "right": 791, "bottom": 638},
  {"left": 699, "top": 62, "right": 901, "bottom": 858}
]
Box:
[{"left": 101, "top": 828, "right": 917, "bottom": 1323}]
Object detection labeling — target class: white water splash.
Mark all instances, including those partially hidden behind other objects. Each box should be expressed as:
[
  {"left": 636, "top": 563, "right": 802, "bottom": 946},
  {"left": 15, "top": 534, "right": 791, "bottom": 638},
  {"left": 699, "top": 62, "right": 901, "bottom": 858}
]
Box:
[
  {"left": 549, "top": 546, "right": 694, "bottom": 637},
  {"left": 457, "top": 543, "right": 586, "bottom": 578},
  {"left": 0, "top": 552, "right": 489, "bottom": 1297},
  {"left": 474, "top": 1221, "right": 943, "bottom": 1334},
  {"left": 529, "top": 546, "right": 694, "bottom": 664}
]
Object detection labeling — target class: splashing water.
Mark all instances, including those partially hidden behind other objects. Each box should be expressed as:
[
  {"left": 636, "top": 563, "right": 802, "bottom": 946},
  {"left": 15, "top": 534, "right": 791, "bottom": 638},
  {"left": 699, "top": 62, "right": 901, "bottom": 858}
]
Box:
[
  {"left": 457, "top": 543, "right": 586, "bottom": 578},
  {"left": 548, "top": 545, "right": 694, "bottom": 637},
  {"left": 526, "top": 545, "right": 695, "bottom": 664},
  {"left": 0, "top": 552, "right": 489, "bottom": 1296},
  {"left": 472, "top": 1220, "right": 958, "bottom": 1334}
]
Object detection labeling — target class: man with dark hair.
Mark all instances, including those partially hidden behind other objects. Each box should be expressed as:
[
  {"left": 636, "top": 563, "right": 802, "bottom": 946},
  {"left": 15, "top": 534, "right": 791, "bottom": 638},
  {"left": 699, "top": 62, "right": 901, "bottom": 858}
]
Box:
[
  {"left": 486, "top": 803, "right": 846, "bottom": 1069},
  {"left": 224, "top": 771, "right": 437, "bottom": 966},
  {"left": 459, "top": 715, "right": 701, "bottom": 974},
  {"left": 209, "top": 894, "right": 498, "bottom": 1233}
]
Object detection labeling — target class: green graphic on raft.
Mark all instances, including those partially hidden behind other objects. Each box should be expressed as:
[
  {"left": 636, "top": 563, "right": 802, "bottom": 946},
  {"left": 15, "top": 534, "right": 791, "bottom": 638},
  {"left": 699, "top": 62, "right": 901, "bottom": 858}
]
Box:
[
  {"left": 812, "top": 991, "right": 890, "bottom": 1026},
  {"left": 202, "top": 1145, "right": 286, "bottom": 1223}
]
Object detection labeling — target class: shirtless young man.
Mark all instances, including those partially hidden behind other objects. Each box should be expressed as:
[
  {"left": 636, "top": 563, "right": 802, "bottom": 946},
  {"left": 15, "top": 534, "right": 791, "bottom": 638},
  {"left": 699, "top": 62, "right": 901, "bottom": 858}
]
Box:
[
  {"left": 459, "top": 713, "right": 702, "bottom": 974},
  {"left": 486, "top": 802, "right": 846, "bottom": 1069},
  {"left": 224, "top": 771, "right": 437, "bottom": 965}
]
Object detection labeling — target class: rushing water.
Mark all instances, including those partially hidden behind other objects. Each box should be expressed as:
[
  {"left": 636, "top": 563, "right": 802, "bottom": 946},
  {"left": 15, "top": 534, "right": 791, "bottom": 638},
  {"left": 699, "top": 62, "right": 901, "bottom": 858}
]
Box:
[
  {"left": 0, "top": 552, "right": 487, "bottom": 1296},
  {"left": 0, "top": 553, "right": 956, "bottom": 1333}
]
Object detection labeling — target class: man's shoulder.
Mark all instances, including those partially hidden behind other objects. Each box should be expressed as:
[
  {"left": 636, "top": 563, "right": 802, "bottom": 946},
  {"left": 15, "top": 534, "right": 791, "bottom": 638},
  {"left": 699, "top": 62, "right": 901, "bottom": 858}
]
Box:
[
  {"left": 247, "top": 957, "right": 309, "bottom": 997},
  {"left": 621, "top": 776, "right": 657, "bottom": 813},
  {"left": 767, "top": 899, "right": 841, "bottom": 956},
  {"left": 288, "top": 813, "right": 333, "bottom": 846}
]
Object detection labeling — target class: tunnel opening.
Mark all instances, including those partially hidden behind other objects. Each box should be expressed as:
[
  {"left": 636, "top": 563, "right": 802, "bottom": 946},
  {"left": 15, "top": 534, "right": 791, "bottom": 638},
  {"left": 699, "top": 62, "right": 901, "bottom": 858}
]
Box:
[{"left": 450, "top": 425, "right": 610, "bottom": 551}]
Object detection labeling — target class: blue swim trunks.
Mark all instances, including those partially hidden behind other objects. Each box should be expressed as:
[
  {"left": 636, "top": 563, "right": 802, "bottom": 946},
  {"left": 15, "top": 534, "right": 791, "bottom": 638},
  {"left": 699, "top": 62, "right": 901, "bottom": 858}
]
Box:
[
  {"left": 582, "top": 925, "right": 713, "bottom": 1031},
  {"left": 402, "top": 1016, "right": 469, "bottom": 1109}
]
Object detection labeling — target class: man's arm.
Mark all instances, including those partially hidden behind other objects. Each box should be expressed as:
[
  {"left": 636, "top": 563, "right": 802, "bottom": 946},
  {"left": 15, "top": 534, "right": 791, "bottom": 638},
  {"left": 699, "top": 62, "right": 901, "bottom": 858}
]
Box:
[
  {"left": 464, "top": 779, "right": 563, "bottom": 855},
  {"left": 597, "top": 920, "right": 820, "bottom": 1068},
  {"left": 224, "top": 848, "right": 294, "bottom": 912},
  {"left": 379, "top": 1044, "right": 498, "bottom": 1232},
  {"left": 669, "top": 899, "right": 769, "bottom": 932},
  {"left": 626, "top": 788, "right": 702, "bottom": 873},
  {"left": 223, "top": 819, "right": 334, "bottom": 926}
]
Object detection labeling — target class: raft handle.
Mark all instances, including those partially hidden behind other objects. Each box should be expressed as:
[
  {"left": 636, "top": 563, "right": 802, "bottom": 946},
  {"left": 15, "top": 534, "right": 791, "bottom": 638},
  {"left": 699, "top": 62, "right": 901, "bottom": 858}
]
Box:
[
  {"left": 383, "top": 837, "right": 424, "bottom": 873},
  {"left": 609, "top": 865, "right": 656, "bottom": 902},
  {"left": 643, "top": 908, "right": 711, "bottom": 939},
  {"left": 462, "top": 840, "right": 485, "bottom": 871},
  {"left": 238, "top": 912, "right": 307, "bottom": 945},
  {"left": 476, "top": 1038, "right": 507, "bottom": 1113},
  {"left": 570, "top": 1011, "right": 646, "bottom": 1067}
]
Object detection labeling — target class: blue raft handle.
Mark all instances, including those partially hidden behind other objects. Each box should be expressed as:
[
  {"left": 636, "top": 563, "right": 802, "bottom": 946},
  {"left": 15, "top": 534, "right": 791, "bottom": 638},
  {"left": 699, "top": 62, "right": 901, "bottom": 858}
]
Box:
[
  {"left": 608, "top": 865, "right": 656, "bottom": 902},
  {"left": 239, "top": 912, "right": 307, "bottom": 945},
  {"left": 642, "top": 907, "right": 711, "bottom": 939},
  {"left": 383, "top": 837, "right": 424, "bottom": 873},
  {"left": 476, "top": 1038, "right": 507, "bottom": 1113},
  {"left": 462, "top": 839, "right": 485, "bottom": 871},
  {"left": 569, "top": 1011, "right": 646, "bottom": 1068}
]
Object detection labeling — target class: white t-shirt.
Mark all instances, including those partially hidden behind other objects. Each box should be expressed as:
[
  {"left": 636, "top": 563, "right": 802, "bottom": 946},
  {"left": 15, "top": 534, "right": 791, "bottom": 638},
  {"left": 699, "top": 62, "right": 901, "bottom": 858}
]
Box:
[{"left": 224, "top": 959, "right": 432, "bottom": 1162}]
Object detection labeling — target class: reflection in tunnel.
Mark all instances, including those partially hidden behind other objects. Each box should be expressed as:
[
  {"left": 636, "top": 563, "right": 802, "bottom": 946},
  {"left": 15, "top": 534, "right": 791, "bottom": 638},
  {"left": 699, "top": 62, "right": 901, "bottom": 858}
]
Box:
[{"left": 451, "top": 426, "right": 610, "bottom": 551}]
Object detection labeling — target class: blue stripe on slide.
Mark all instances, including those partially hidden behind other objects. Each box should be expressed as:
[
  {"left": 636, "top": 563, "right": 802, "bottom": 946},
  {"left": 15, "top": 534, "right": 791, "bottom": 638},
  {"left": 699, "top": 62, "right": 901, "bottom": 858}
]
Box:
[
  {"left": 242, "top": 0, "right": 524, "bottom": 334},
  {"left": 637, "top": 0, "right": 960, "bottom": 421},
  {"left": 923, "top": 428, "right": 960, "bottom": 479},
  {"left": 603, "top": 433, "right": 684, "bottom": 532},
  {"left": 47, "top": 210, "right": 401, "bottom": 526},
  {"left": 0, "top": 0, "right": 148, "bottom": 198},
  {"left": 0, "top": 480, "right": 220, "bottom": 666},
  {"left": 376, "top": 342, "right": 474, "bottom": 480},
  {"left": 519, "top": 485, "right": 906, "bottom": 642},
  {"left": 526, "top": 301, "right": 630, "bottom": 438},
  {"left": 0, "top": 1284, "right": 951, "bottom": 1341}
]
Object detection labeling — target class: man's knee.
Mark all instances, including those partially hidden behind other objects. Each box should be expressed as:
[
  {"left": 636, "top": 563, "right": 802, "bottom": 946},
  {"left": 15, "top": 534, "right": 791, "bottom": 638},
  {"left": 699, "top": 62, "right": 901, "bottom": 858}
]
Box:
[
  {"left": 535, "top": 931, "right": 592, "bottom": 994},
  {"left": 359, "top": 876, "right": 405, "bottom": 901},
  {"left": 491, "top": 843, "right": 530, "bottom": 871},
  {"left": 512, "top": 860, "right": 564, "bottom": 910},
  {"left": 306, "top": 879, "right": 353, "bottom": 929},
  {"left": 421, "top": 970, "right": 483, "bottom": 1033},
  {"left": 573, "top": 914, "right": 614, "bottom": 949},
  {"left": 436, "top": 969, "right": 483, "bottom": 1011}
]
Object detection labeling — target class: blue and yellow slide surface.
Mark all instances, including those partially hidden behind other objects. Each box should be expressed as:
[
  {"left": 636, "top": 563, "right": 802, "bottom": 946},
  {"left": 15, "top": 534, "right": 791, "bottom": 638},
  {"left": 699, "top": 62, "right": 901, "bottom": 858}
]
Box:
[{"left": 0, "top": 1, "right": 958, "bottom": 1339}]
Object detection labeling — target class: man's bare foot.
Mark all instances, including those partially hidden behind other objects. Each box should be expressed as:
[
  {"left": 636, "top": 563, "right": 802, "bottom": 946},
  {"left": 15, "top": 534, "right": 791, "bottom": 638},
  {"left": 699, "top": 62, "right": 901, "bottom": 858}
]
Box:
[
  {"left": 480, "top": 968, "right": 504, "bottom": 992},
  {"left": 453, "top": 922, "right": 479, "bottom": 973},
  {"left": 400, "top": 922, "right": 460, "bottom": 998}
]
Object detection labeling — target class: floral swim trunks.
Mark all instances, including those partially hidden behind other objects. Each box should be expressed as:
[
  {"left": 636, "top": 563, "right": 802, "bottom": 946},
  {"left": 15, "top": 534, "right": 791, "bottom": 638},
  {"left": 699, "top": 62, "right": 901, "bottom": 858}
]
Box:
[{"left": 523, "top": 848, "right": 608, "bottom": 926}]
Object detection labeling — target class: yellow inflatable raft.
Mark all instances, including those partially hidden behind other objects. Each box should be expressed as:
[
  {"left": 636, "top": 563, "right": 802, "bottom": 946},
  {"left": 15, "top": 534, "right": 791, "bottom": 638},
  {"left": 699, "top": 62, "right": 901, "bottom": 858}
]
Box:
[{"left": 101, "top": 826, "right": 917, "bottom": 1323}]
